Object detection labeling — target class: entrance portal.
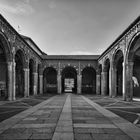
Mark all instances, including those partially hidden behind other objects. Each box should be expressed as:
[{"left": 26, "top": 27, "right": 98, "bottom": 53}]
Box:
[
  {"left": 62, "top": 67, "right": 77, "bottom": 93},
  {"left": 82, "top": 67, "right": 96, "bottom": 94}
]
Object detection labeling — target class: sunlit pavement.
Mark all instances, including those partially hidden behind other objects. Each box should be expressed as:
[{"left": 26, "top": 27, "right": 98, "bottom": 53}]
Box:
[
  {"left": 0, "top": 94, "right": 54, "bottom": 122},
  {"left": 0, "top": 94, "right": 140, "bottom": 139},
  {"left": 85, "top": 95, "right": 140, "bottom": 127}
]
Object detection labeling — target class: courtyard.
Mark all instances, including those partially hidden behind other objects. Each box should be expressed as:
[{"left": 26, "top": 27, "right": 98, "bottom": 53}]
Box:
[{"left": 0, "top": 93, "right": 139, "bottom": 140}]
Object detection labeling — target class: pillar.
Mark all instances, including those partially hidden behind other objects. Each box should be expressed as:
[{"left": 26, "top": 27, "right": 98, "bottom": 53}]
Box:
[
  {"left": 122, "top": 62, "right": 126, "bottom": 100},
  {"left": 96, "top": 74, "right": 101, "bottom": 95},
  {"left": 57, "top": 74, "right": 62, "bottom": 94},
  {"left": 7, "top": 61, "right": 16, "bottom": 101},
  {"left": 101, "top": 65, "right": 108, "bottom": 96},
  {"left": 124, "top": 61, "right": 133, "bottom": 101},
  {"left": 57, "top": 63, "right": 62, "bottom": 94},
  {"left": 101, "top": 72, "right": 107, "bottom": 95},
  {"left": 12, "top": 61, "right": 16, "bottom": 100},
  {"left": 77, "top": 62, "right": 82, "bottom": 94},
  {"left": 38, "top": 64, "right": 43, "bottom": 94},
  {"left": 39, "top": 75, "right": 43, "bottom": 94},
  {"left": 7, "top": 61, "right": 13, "bottom": 101},
  {"left": 110, "top": 62, "right": 116, "bottom": 97},
  {"left": 77, "top": 74, "right": 82, "bottom": 94},
  {"left": 24, "top": 68, "right": 29, "bottom": 97},
  {"left": 33, "top": 72, "right": 38, "bottom": 95}
]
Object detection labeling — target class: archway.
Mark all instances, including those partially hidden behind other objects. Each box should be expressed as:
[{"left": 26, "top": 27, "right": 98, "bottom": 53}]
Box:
[
  {"left": 0, "top": 41, "right": 7, "bottom": 100},
  {"left": 15, "top": 50, "right": 24, "bottom": 97},
  {"left": 29, "top": 59, "right": 35, "bottom": 95},
  {"left": 104, "top": 59, "right": 110, "bottom": 96},
  {"left": 82, "top": 67, "right": 96, "bottom": 94},
  {"left": 61, "top": 67, "right": 77, "bottom": 93},
  {"left": 43, "top": 67, "right": 57, "bottom": 93},
  {"left": 127, "top": 34, "right": 140, "bottom": 98},
  {"left": 114, "top": 50, "right": 123, "bottom": 96}
]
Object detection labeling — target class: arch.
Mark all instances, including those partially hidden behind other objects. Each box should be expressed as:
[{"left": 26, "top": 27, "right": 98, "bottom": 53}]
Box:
[
  {"left": 61, "top": 66, "right": 77, "bottom": 93},
  {"left": 126, "top": 32, "right": 140, "bottom": 62},
  {"left": 29, "top": 59, "right": 35, "bottom": 95},
  {"left": 15, "top": 49, "right": 27, "bottom": 68},
  {"left": 126, "top": 33, "right": 140, "bottom": 98},
  {"left": 43, "top": 67, "right": 57, "bottom": 93},
  {"left": 0, "top": 32, "right": 12, "bottom": 62},
  {"left": 0, "top": 33, "right": 12, "bottom": 100},
  {"left": 15, "top": 50, "right": 25, "bottom": 97},
  {"left": 103, "top": 58, "right": 110, "bottom": 96},
  {"left": 82, "top": 67, "right": 96, "bottom": 94},
  {"left": 113, "top": 49, "right": 124, "bottom": 96}
]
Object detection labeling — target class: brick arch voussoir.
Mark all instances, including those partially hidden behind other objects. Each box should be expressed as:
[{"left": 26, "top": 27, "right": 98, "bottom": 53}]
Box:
[
  {"left": 15, "top": 48, "right": 28, "bottom": 69},
  {"left": 125, "top": 31, "right": 140, "bottom": 63},
  {"left": 0, "top": 32, "right": 12, "bottom": 62}
]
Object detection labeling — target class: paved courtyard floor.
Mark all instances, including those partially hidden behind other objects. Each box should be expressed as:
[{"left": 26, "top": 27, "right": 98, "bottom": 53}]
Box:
[{"left": 0, "top": 93, "right": 140, "bottom": 140}]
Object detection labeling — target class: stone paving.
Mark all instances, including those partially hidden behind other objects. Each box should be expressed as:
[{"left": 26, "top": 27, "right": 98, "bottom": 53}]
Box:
[
  {"left": 72, "top": 95, "right": 133, "bottom": 140},
  {"left": 0, "top": 94, "right": 140, "bottom": 140},
  {"left": 0, "top": 95, "right": 67, "bottom": 140}
]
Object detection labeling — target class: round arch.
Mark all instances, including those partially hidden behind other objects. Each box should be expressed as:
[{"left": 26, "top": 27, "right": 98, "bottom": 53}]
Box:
[
  {"left": 0, "top": 32, "right": 12, "bottom": 100},
  {"left": 113, "top": 49, "right": 124, "bottom": 96},
  {"left": 15, "top": 49, "right": 25, "bottom": 97},
  {"left": 126, "top": 33, "right": 140, "bottom": 98},
  {"left": 43, "top": 67, "right": 57, "bottom": 94},
  {"left": 82, "top": 67, "right": 96, "bottom": 94},
  {"left": 61, "top": 66, "right": 77, "bottom": 93},
  {"left": 0, "top": 32, "right": 12, "bottom": 62},
  {"left": 126, "top": 32, "right": 140, "bottom": 62}
]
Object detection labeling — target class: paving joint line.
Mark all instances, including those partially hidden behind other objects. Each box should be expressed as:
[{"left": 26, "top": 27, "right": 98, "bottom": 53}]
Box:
[
  {"left": 81, "top": 95, "right": 140, "bottom": 140},
  {"left": 0, "top": 95, "right": 57, "bottom": 134},
  {"left": 52, "top": 93, "right": 74, "bottom": 140}
]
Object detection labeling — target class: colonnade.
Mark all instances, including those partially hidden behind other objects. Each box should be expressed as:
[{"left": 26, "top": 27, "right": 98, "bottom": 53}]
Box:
[
  {"left": 96, "top": 60, "right": 135, "bottom": 101},
  {"left": 7, "top": 59, "right": 43, "bottom": 100}
]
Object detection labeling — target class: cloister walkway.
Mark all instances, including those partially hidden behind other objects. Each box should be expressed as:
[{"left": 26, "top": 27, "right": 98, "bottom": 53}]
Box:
[{"left": 0, "top": 94, "right": 139, "bottom": 140}]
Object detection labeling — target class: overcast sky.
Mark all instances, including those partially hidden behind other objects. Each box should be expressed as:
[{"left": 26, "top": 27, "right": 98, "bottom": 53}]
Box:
[{"left": 0, "top": 0, "right": 140, "bottom": 55}]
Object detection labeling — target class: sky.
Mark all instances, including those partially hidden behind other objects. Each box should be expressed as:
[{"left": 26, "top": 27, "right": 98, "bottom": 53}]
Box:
[{"left": 0, "top": 0, "right": 140, "bottom": 55}]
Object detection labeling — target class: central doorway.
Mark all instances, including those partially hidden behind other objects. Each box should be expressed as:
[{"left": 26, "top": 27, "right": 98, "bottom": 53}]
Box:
[{"left": 61, "top": 67, "right": 77, "bottom": 93}]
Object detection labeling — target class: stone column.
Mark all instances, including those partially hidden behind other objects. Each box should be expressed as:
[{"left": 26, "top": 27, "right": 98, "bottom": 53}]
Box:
[
  {"left": 7, "top": 61, "right": 13, "bottom": 101},
  {"left": 12, "top": 61, "right": 16, "bottom": 100},
  {"left": 110, "top": 62, "right": 116, "bottom": 97},
  {"left": 77, "top": 62, "right": 82, "bottom": 94},
  {"left": 39, "top": 75, "right": 43, "bottom": 94},
  {"left": 33, "top": 72, "right": 38, "bottom": 95},
  {"left": 101, "top": 65, "right": 108, "bottom": 96},
  {"left": 57, "top": 74, "right": 62, "bottom": 94},
  {"left": 77, "top": 74, "right": 82, "bottom": 94},
  {"left": 38, "top": 64, "right": 43, "bottom": 94},
  {"left": 122, "top": 62, "right": 126, "bottom": 100},
  {"left": 24, "top": 68, "right": 29, "bottom": 97},
  {"left": 96, "top": 74, "right": 101, "bottom": 95},
  {"left": 124, "top": 61, "right": 134, "bottom": 101},
  {"left": 57, "top": 62, "right": 62, "bottom": 94}
]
